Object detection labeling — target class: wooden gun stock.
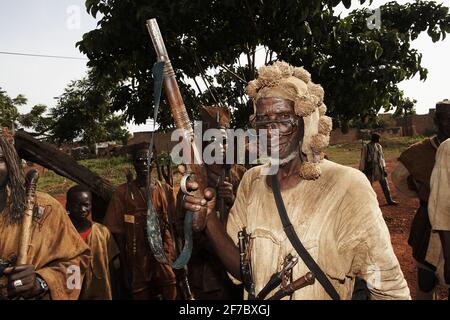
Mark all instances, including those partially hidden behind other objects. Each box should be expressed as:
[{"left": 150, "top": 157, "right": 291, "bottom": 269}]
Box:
[
  {"left": 146, "top": 19, "right": 208, "bottom": 232},
  {"left": 268, "top": 272, "right": 315, "bottom": 300}
]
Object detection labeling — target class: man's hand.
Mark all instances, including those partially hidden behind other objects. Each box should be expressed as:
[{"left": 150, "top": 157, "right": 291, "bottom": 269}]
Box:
[
  {"left": 182, "top": 180, "right": 216, "bottom": 232},
  {"left": 4, "top": 265, "right": 44, "bottom": 299},
  {"left": 217, "top": 178, "right": 235, "bottom": 206}
]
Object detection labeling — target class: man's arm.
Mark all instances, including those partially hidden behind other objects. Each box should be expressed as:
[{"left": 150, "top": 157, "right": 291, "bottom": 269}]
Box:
[
  {"left": 338, "top": 170, "right": 411, "bottom": 300},
  {"left": 14, "top": 195, "right": 92, "bottom": 300},
  {"left": 205, "top": 214, "right": 241, "bottom": 279},
  {"left": 183, "top": 182, "right": 241, "bottom": 280},
  {"left": 391, "top": 162, "right": 418, "bottom": 198}
]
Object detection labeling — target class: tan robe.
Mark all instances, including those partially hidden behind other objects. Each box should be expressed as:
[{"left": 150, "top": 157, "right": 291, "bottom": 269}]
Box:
[
  {"left": 79, "top": 222, "right": 119, "bottom": 300},
  {"left": 0, "top": 192, "right": 91, "bottom": 300},
  {"left": 104, "top": 180, "right": 176, "bottom": 297},
  {"left": 427, "top": 138, "right": 450, "bottom": 285},
  {"left": 227, "top": 160, "right": 411, "bottom": 300}
]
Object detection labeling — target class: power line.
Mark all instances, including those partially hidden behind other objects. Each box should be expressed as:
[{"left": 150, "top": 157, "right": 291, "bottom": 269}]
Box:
[{"left": 0, "top": 51, "right": 88, "bottom": 60}]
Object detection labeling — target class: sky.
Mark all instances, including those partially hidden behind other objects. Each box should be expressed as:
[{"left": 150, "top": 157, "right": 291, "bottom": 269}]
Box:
[{"left": 1, "top": 0, "right": 449, "bottom": 134}]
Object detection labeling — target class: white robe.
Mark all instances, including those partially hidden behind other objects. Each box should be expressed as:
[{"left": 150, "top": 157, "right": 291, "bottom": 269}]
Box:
[{"left": 227, "top": 160, "right": 411, "bottom": 300}]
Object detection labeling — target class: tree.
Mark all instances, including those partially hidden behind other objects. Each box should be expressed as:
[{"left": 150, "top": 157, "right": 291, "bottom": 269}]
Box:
[
  {"left": 18, "top": 104, "right": 54, "bottom": 135},
  {"left": 48, "top": 74, "right": 130, "bottom": 148},
  {"left": 393, "top": 96, "right": 417, "bottom": 119},
  {"left": 0, "top": 88, "right": 27, "bottom": 128},
  {"left": 77, "top": 0, "right": 450, "bottom": 130}
]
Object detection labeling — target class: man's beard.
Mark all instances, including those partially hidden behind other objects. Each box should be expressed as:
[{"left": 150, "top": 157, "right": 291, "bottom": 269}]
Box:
[{"left": 259, "top": 150, "right": 299, "bottom": 166}]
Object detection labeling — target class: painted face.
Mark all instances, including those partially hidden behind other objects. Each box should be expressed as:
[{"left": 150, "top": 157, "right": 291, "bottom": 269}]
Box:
[
  {"left": 255, "top": 97, "right": 303, "bottom": 161},
  {"left": 436, "top": 109, "right": 450, "bottom": 141},
  {"left": 67, "top": 191, "right": 92, "bottom": 222},
  {"left": 133, "top": 149, "right": 150, "bottom": 179},
  {"left": 0, "top": 146, "right": 8, "bottom": 189}
]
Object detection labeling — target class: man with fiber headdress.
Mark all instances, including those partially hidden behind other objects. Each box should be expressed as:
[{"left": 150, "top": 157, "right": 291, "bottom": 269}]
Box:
[{"left": 182, "top": 61, "right": 410, "bottom": 300}]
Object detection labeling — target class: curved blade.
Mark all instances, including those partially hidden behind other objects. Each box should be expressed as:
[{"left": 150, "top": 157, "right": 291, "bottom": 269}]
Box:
[
  {"left": 172, "top": 211, "right": 193, "bottom": 269},
  {"left": 145, "top": 60, "right": 168, "bottom": 264},
  {"left": 146, "top": 203, "right": 168, "bottom": 264}
]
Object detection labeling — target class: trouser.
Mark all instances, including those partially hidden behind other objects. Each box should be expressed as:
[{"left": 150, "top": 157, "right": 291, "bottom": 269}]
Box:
[
  {"left": 379, "top": 177, "right": 395, "bottom": 204},
  {"left": 415, "top": 262, "right": 438, "bottom": 300}
]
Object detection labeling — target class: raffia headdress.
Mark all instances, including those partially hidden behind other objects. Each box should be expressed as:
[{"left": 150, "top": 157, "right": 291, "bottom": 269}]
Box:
[{"left": 246, "top": 61, "right": 332, "bottom": 180}]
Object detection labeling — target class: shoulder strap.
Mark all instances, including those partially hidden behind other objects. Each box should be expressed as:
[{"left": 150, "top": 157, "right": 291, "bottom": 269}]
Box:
[{"left": 270, "top": 174, "right": 340, "bottom": 300}]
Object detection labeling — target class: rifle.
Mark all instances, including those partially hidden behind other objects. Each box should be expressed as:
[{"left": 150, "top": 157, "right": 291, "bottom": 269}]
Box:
[
  {"left": 267, "top": 272, "right": 315, "bottom": 300},
  {"left": 238, "top": 228, "right": 255, "bottom": 299},
  {"left": 146, "top": 19, "right": 208, "bottom": 233},
  {"left": 218, "top": 164, "right": 231, "bottom": 224},
  {"left": 256, "top": 254, "right": 298, "bottom": 300}
]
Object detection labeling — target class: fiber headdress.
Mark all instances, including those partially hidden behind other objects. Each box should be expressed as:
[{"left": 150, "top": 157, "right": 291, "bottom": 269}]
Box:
[{"left": 246, "top": 61, "right": 332, "bottom": 180}]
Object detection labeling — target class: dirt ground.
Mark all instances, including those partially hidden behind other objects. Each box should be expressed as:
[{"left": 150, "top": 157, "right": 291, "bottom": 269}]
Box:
[
  {"left": 368, "top": 158, "right": 448, "bottom": 300},
  {"left": 50, "top": 158, "right": 448, "bottom": 300}
]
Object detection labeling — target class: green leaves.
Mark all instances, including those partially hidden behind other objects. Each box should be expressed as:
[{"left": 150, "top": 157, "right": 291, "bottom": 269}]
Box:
[
  {"left": 75, "top": 0, "right": 450, "bottom": 131},
  {"left": 48, "top": 74, "right": 130, "bottom": 146}
]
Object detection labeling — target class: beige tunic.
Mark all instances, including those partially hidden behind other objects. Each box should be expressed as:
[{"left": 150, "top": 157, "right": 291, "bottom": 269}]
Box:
[
  {"left": 79, "top": 222, "right": 119, "bottom": 300},
  {"left": 0, "top": 192, "right": 91, "bottom": 300},
  {"left": 427, "top": 138, "right": 450, "bottom": 285},
  {"left": 227, "top": 160, "right": 411, "bottom": 300}
]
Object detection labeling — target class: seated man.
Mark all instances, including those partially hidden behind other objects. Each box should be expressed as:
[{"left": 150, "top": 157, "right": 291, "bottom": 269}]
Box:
[
  {"left": 0, "top": 129, "right": 90, "bottom": 300},
  {"left": 67, "top": 185, "right": 119, "bottom": 300}
]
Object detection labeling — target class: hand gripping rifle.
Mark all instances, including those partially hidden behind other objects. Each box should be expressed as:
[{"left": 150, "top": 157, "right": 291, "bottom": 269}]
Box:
[{"left": 146, "top": 19, "right": 208, "bottom": 269}]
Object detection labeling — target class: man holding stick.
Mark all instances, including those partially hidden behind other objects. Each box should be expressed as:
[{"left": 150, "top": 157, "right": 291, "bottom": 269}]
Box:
[{"left": 0, "top": 129, "right": 90, "bottom": 300}]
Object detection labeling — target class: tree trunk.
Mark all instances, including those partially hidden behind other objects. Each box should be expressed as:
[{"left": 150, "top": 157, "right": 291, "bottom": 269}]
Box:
[{"left": 14, "top": 130, "right": 115, "bottom": 221}]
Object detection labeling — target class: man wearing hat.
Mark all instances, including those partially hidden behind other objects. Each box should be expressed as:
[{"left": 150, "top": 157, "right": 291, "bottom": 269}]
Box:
[
  {"left": 103, "top": 142, "right": 177, "bottom": 299},
  {"left": 175, "top": 106, "right": 246, "bottom": 299},
  {"left": 359, "top": 133, "right": 398, "bottom": 205},
  {"left": 392, "top": 99, "right": 450, "bottom": 299},
  {"left": 183, "top": 61, "right": 410, "bottom": 300}
]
